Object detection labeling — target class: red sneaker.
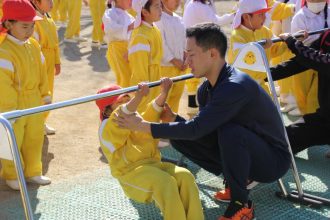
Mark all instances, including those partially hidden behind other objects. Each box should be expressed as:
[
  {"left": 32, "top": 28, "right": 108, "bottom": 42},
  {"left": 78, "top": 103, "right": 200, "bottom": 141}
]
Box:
[{"left": 218, "top": 200, "right": 255, "bottom": 220}]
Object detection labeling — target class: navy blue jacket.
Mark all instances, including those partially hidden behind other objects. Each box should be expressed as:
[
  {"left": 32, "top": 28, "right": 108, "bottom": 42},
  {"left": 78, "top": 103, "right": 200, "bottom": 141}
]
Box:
[{"left": 151, "top": 64, "right": 289, "bottom": 154}]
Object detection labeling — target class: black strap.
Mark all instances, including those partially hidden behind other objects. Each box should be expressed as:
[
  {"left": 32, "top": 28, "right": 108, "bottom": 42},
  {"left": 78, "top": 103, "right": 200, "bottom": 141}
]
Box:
[{"left": 324, "top": 3, "right": 328, "bottom": 28}]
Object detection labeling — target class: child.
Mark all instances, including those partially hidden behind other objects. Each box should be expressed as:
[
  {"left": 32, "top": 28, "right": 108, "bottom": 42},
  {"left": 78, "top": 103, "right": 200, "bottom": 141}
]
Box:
[
  {"left": 155, "top": 0, "right": 186, "bottom": 113},
  {"left": 183, "top": 0, "right": 235, "bottom": 115},
  {"left": 50, "top": 0, "right": 68, "bottom": 27},
  {"left": 85, "top": 0, "right": 107, "bottom": 48},
  {"left": 289, "top": 0, "right": 330, "bottom": 116},
  {"left": 30, "top": 0, "right": 61, "bottom": 135},
  {"left": 0, "top": 0, "right": 3, "bottom": 19},
  {"left": 64, "top": 0, "right": 88, "bottom": 43},
  {"left": 128, "top": 0, "right": 162, "bottom": 113},
  {"left": 227, "top": 0, "right": 287, "bottom": 94},
  {"left": 0, "top": 0, "right": 51, "bottom": 190},
  {"left": 96, "top": 79, "right": 204, "bottom": 220},
  {"left": 102, "top": 0, "right": 134, "bottom": 87}
]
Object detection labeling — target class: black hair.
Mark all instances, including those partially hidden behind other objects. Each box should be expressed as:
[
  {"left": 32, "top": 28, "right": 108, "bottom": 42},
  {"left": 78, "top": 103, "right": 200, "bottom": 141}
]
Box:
[
  {"left": 2, "top": 20, "right": 17, "bottom": 29},
  {"left": 193, "top": 0, "right": 211, "bottom": 4},
  {"left": 186, "top": 23, "right": 227, "bottom": 58},
  {"left": 143, "top": 0, "right": 152, "bottom": 12}
]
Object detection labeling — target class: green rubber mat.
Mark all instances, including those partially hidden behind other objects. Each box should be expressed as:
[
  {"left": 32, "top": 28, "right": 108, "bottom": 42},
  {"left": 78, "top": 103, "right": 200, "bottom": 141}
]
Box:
[{"left": 0, "top": 146, "right": 329, "bottom": 220}]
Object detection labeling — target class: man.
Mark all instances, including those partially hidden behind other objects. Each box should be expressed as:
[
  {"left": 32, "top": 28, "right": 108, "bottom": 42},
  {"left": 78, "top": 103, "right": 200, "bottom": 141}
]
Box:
[{"left": 114, "top": 23, "right": 291, "bottom": 220}]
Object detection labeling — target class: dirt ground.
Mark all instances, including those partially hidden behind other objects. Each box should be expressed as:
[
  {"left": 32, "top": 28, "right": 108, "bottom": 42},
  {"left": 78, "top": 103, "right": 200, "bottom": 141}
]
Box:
[{"left": 0, "top": 1, "right": 236, "bottom": 201}]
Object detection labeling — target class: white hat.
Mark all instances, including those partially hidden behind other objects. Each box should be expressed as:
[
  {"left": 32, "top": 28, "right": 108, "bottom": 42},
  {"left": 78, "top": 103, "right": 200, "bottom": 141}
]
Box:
[
  {"left": 232, "top": 0, "right": 272, "bottom": 29},
  {"left": 132, "top": 0, "right": 149, "bottom": 28}
]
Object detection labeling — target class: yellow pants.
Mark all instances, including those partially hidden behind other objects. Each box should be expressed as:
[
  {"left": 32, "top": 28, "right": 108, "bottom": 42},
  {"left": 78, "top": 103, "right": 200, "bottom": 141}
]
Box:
[
  {"left": 65, "top": 0, "right": 82, "bottom": 38},
  {"left": 89, "top": 0, "right": 105, "bottom": 43},
  {"left": 107, "top": 41, "right": 131, "bottom": 88},
  {"left": 50, "top": 0, "right": 60, "bottom": 21},
  {"left": 118, "top": 161, "right": 204, "bottom": 220},
  {"left": 292, "top": 69, "right": 319, "bottom": 114},
  {"left": 42, "top": 48, "right": 56, "bottom": 119},
  {"left": 0, "top": 92, "right": 44, "bottom": 180},
  {"left": 185, "top": 77, "right": 200, "bottom": 95},
  {"left": 161, "top": 66, "right": 185, "bottom": 113}
]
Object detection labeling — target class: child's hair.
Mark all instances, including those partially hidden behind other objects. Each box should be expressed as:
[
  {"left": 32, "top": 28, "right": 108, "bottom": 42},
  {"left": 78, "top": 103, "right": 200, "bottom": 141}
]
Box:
[
  {"left": 143, "top": 0, "right": 152, "bottom": 11},
  {"left": 1, "top": 19, "right": 17, "bottom": 29},
  {"left": 193, "top": 0, "right": 211, "bottom": 4},
  {"left": 107, "top": 0, "right": 112, "bottom": 8}
]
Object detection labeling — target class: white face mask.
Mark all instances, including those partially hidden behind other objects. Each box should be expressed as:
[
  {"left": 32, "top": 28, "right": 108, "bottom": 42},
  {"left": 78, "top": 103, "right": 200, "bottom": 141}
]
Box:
[{"left": 307, "top": 2, "right": 327, "bottom": 14}]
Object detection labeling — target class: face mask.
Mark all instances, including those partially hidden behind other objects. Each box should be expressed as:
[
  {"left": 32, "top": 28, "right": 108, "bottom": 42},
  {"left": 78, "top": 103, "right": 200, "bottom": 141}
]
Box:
[{"left": 307, "top": 2, "right": 326, "bottom": 14}]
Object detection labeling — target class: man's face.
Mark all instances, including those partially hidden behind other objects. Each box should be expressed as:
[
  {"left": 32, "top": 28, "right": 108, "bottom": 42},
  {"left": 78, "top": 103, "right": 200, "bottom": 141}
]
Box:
[{"left": 185, "top": 37, "right": 211, "bottom": 78}]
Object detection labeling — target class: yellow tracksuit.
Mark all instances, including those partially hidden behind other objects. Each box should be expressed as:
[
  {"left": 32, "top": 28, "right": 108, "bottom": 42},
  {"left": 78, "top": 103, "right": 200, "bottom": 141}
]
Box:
[
  {"left": 267, "top": 0, "right": 295, "bottom": 21},
  {"left": 65, "top": 0, "right": 82, "bottom": 39},
  {"left": 58, "top": 0, "right": 68, "bottom": 22},
  {"left": 89, "top": 0, "right": 106, "bottom": 43},
  {"left": 34, "top": 13, "right": 61, "bottom": 119},
  {"left": 50, "top": 0, "right": 60, "bottom": 21},
  {"left": 99, "top": 102, "right": 204, "bottom": 220},
  {"left": 0, "top": 0, "right": 3, "bottom": 19},
  {"left": 0, "top": 35, "right": 50, "bottom": 180},
  {"left": 128, "top": 22, "right": 162, "bottom": 113},
  {"left": 227, "top": 25, "right": 287, "bottom": 94}
]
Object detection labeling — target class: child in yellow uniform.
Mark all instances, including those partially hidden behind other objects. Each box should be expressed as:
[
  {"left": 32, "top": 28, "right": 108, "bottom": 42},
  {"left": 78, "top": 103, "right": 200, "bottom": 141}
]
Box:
[
  {"left": 86, "top": 0, "right": 106, "bottom": 48},
  {"left": 64, "top": 0, "right": 88, "bottom": 43},
  {"left": 102, "top": 0, "right": 134, "bottom": 87},
  {"left": 128, "top": 0, "right": 163, "bottom": 113},
  {"left": 96, "top": 79, "right": 204, "bottom": 220},
  {"left": 0, "top": 0, "right": 3, "bottom": 19},
  {"left": 155, "top": 0, "right": 187, "bottom": 113},
  {"left": 227, "top": 0, "right": 287, "bottom": 94},
  {"left": 30, "top": 0, "right": 61, "bottom": 135},
  {"left": 0, "top": 0, "right": 51, "bottom": 190}
]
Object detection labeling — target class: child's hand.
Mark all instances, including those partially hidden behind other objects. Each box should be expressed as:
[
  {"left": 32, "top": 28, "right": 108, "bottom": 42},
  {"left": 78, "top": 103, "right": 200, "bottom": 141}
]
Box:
[
  {"left": 83, "top": 0, "right": 89, "bottom": 6},
  {"left": 160, "top": 78, "right": 172, "bottom": 95},
  {"left": 171, "top": 58, "right": 186, "bottom": 71},
  {"left": 294, "top": 30, "right": 308, "bottom": 41},
  {"left": 160, "top": 103, "right": 176, "bottom": 123},
  {"left": 55, "top": 64, "right": 61, "bottom": 75},
  {"left": 279, "top": 33, "right": 291, "bottom": 41},
  {"left": 128, "top": 22, "right": 134, "bottom": 31},
  {"left": 123, "top": 52, "right": 129, "bottom": 62},
  {"left": 263, "top": 38, "right": 272, "bottom": 49},
  {"left": 136, "top": 82, "right": 149, "bottom": 98}
]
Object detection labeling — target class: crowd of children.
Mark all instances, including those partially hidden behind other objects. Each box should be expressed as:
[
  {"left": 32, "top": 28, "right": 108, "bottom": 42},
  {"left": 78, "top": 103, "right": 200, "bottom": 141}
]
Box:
[{"left": 1, "top": 0, "right": 330, "bottom": 219}]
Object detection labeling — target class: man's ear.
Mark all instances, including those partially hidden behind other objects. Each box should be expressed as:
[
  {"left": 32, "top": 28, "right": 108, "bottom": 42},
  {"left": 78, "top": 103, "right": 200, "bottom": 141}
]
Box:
[{"left": 210, "top": 48, "right": 219, "bottom": 59}]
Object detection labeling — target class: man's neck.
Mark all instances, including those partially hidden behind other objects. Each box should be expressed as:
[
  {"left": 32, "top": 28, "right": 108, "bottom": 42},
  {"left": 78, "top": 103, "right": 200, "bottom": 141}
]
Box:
[{"left": 206, "top": 59, "right": 226, "bottom": 87}]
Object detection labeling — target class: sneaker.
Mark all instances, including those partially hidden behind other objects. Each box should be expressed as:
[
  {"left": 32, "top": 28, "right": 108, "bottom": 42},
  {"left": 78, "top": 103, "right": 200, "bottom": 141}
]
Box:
[
  {"left": 280, "top": 103, "right": 297, "bottom": 113},
  {"left": 64, "top": 37, "right": 78, "bottom": 43},
  {"left": 91, "top": 41, "right": 99, "bottom": 48},
  {"left": 218, "top": 200, "right": 255, "bottom": 220},
  {"left": 288, "top": 108, "right": 302, "bottom": 116},
  {"left": 44, "top": 124, "right": 56, "bottom": 135},
  {"left": 6, "top": 180, "right": 20, "bottom": 190},
  {"left": 26, "top": 176, "right": 51, "bottom": 185},
  {"left": 214, "top": 180, "right": 258, "bottom": 203},
  {"left": 100, "top": 43, "right": 108, "bottom": 49},
  {"left": 74, "top": 35, "right": 88, "bottom": 42}
]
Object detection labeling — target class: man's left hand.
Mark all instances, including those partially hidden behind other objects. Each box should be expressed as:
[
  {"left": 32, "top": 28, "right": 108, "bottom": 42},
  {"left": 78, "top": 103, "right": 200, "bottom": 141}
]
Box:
[{"left": 113, "top": 111, "right": 144, "bottom": 132}]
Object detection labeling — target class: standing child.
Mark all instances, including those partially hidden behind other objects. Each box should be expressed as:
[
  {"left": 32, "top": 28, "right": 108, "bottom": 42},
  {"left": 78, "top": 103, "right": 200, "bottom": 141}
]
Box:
[
  {"left": 30, "top": 0, "right": 61, "bottom": 135},
  {"left": 227, "top": 0, "right": 288, "bottom": 94},
  {"left": 289, "top": 0, "right": 330, "bottom": 116},
  {"left": 182, "top": 0, "right": 235, "bottom": 115},
  {"left": 85, "top": 0, "right": 107, "bottom": 48},
  {"left": 0, "top": 0, "right": 51, "bottom": 190},
  {"left": 50, "top": 0, "right": 68, "bottom": 27},
  {"left": 64, "top": 0, "right": 88, "bottom": 43},
  {"left": 155, "top": 0, "right": 187, "bottom": 113},
  {"left": 96, "top": 79, "right": 204, "bottom": 220},
  {"left": 102, "top": 0, "right": 134, "bottom": 87},
  {"left": 128, "top": 0, "right": 162, "bottom": 113}
]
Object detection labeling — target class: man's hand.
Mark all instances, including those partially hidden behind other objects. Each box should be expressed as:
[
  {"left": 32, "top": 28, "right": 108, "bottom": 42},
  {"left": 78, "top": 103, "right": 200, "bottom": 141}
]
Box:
[
  {"left": 113, "top": 111, "right": 150, "bottom": 133},
  {"left": 263, "top": 38, "right": 272, "bottom": 49},
  {"left": 160, "top": 103, "right": 177, "bottom": 123},
  {"left": 55, "top": 64, "right": 61, "bottom": 76}
]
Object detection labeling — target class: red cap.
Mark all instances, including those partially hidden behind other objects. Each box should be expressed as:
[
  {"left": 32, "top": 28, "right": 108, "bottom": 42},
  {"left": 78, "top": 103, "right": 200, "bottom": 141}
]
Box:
[
  {"left": 96, "top": 84, "right": 126, "bottom": 120},
  {"left": 1, "top": 0, "right": 42, "bottom": 23}
]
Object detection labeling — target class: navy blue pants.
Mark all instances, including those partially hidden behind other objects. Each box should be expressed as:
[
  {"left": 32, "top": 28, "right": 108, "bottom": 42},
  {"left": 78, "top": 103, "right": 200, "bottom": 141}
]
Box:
[{"left": 170, "top": 123, "right": 291, "bottom": 203}]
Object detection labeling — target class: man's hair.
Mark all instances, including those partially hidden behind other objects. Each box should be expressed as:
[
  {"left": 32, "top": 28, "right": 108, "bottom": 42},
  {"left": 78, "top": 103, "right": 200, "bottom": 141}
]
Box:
[{"left": 186, "top": 23, "right": 227, "bottom": 58}]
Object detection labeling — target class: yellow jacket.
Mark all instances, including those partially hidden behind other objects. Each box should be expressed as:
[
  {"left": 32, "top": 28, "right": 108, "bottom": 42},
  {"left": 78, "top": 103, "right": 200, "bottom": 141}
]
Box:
[
  {"left": 99, "top": 101, "right": 163, "bottom": 177},
  {"left": 227, "top": 25, "right": 288, "bottom": 84},
  {"left": 34, "top": 13, "right": 61, "bottom": 65},
  {"left": 267, "top": 0, "right": 295, "bottom": 21},
  {"left": 0, "top": 34, "right": 50, "bottom": 112},
  {"left": 128, "top": 22, "right": 163, "bottom": 86}
]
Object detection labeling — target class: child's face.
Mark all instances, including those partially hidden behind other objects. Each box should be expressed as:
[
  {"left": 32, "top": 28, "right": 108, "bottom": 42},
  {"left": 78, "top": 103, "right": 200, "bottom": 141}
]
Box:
[
  {"left": 34, "top": 0, "right": 53, "bottom": 13},
  {"left": 5, "top": 21, "right": 35, "bottom": 41},
  {"left": 116, "top": 0, "right": 132, "bottom": 10},
  {"left": 142, "top": 0, "right": 162, "bottom": 23},
  {"left": 110, "top": 95, "right": 131, "bottom": 111},
  {"left": 163, "top": 0, "right": 181, "bottom": 12},
  {"left": 243, "top": 12, "right": 266, "bottom": 31}
]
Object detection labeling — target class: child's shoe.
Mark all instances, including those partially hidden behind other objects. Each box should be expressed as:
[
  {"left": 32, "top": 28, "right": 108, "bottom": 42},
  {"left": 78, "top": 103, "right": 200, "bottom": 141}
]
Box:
[
  {"left": 26, "top": 176, "right": 51, "bottom": 185},
  {"left": 45, "top": 124, "right": 56, "bottom": 135},
  {"left": 6, "top": 180, "right": 20, "bottom": 190},
  {"left": 74, "top": 35, "right": 88, "bottom": 42},
  {"left": 91, "top": 41, "right": 99, "bottom": 48},
  {"left": 218, "top": 200, "right": 255, "bottom": 220}
]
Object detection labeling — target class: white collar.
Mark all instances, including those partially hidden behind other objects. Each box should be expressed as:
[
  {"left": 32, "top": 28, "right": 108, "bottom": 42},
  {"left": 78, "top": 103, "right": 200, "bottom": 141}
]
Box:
[
  {"left": 142, "top": 21, "right": 153, "bottom": 28},
  {"left": 302, "top": 6, "right": 323, "bottom": 18},
  {"left": 7, "top": 34, "right": 29, "bottom": 45}
]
